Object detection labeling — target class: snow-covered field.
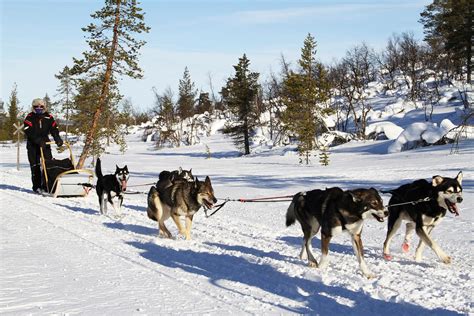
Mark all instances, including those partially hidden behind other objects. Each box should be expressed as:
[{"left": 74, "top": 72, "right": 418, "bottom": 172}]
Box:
[{"left": 0, "top": 132, "right": 472, "bottom": 315}]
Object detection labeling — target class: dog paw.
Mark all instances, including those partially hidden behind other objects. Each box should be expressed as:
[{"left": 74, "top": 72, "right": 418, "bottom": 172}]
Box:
[
  {"left": 308, "top": 261, "right": 318, "bottom": 268},
  {"left": 364, "top": 272, "right": 376, "bottom": 279},
  {"left": 383, "top": 253, "right": 393, "bottom": 261},
  {"left": 402, "top": 242, "right": 410, "bottom": 253},
  {"left": 159, "top": 232, "right": 173, "bottom": 239},
  {"left": 441, "top": 256, "right": 451, "bottom": 264}
]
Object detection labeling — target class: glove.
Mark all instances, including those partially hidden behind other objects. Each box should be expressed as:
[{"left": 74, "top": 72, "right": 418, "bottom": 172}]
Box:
[
  {"left": 56, "top": 139, "right": 64, "bottom": 147},
  {"left": 39, "top": 140, "right": 46, "bottom": 148}
]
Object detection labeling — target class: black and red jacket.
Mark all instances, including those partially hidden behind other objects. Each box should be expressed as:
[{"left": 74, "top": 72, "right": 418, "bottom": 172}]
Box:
[{"left": 23, "top": 111, "right": 62, "bottom": 146}]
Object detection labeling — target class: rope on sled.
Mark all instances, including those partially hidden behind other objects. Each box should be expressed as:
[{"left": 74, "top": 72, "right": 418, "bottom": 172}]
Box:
[
  {"left": 126, "top": 182, "right": 155, "bottom": 188},
  {"left": 207, "top": 194, "right": 433, "bottom": 218},
  {"left": 205, "top": 195, "right": 294, "bottom": 218}
]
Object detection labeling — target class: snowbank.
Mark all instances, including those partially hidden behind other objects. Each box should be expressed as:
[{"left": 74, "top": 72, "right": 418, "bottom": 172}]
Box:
[
  {"left": 388, "top": 119, "right": 455, "bottom": 153},
  {"left": 365, "top": 122, "right": 403, "bottom": 140}
]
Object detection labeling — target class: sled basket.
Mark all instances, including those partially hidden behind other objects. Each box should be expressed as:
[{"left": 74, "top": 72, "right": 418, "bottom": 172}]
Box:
[
  {"left": 49, "top": 168, "right": 94, "bottom": 197},
  {"left": 40, "top": 142, "right": 94, "bottom": 197}
]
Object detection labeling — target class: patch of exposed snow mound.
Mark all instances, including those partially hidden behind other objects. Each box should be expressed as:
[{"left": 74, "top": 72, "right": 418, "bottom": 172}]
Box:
[
  {"left": 322, "top": 116, "right": 336, "bottom": 129},
  {"left": 317, "top": 131, "right": 353, "bottom": 147},
  {"left": 388, "top": 119, "right": 456, "bottom": 153},
  {"left": 366, "top": 122, "right": 403, "bottom": 140}
]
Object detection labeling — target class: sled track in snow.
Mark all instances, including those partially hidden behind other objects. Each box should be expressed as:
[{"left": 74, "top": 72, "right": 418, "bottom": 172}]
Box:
[
  {"left": 0, "top": 189, "right": 317, "bottom": 313},
  {"left": 2, "top": 187, "right": 472, "bottom": 314},
  {"left": 1, "top": 190, "right": 274, "bottom": 313}
]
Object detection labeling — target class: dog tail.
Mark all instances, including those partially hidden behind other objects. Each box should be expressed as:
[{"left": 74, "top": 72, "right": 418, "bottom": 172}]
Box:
[
  {"left": 147, "top": 186, "right": 165, "bottom": 222},
  {"left": 147, "top": 186, "right": 158, "bottom": 221},
  {"left": 95, "top": 157, "right": 103, "bottom": 180},
  {"left": 286, "top": 193, "right": 300, "bottom": 227}
]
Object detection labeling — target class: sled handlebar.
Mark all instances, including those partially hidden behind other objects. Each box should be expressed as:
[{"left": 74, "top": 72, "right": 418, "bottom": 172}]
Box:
[{"left": 44, "top": 141, "right": 75, "bottom": 169}]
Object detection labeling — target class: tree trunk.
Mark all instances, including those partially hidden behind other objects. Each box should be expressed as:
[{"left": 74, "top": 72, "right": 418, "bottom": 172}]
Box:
[
  {"left": 467, "top": 4, "right": 472, "bottom": 84},
  {"left": 243, "top": 117, "right": 250, "bottom": 155},
  {"left": 76, "top": 0, "right": 122, "bottom": 169}
]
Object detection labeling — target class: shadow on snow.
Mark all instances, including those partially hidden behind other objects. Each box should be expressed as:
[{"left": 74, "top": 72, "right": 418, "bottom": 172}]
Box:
[{"left": 126, "top": 240, "right": 460, "bottom": 315}]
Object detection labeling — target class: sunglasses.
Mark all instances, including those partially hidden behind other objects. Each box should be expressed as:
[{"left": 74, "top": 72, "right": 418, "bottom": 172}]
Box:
[{"left": 34, "top": 105, "right": 44, "bottom": 108}]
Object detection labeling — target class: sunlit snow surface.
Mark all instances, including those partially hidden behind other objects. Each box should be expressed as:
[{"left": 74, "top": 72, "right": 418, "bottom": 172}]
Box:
[{"left": 0, "top": 131, "right": 472, "bottom": 315}]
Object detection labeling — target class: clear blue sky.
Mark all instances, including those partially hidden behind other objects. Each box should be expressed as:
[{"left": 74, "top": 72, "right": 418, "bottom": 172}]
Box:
[{"left": 1, "top": 0, "right": 430, "bottom": 112}]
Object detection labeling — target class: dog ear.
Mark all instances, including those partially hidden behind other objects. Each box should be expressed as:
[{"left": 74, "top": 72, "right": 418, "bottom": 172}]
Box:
[
  {"left": 205, "top": 176, "right": 211, "bottom": 184},
  {"left": 432, "top": 175, "right": 444, "bottom": 187},
  {"left": 179, "top": 166, "right": 183, "bottom": 174},
  {"left": 456, "top": 171, "right": 463, "bottom": 185},
  {"left": 349, "top": 191, "right": 361, "bottom": 202},
  {"left": 194, "top": 176, "right": 199, "bottom": 188}
]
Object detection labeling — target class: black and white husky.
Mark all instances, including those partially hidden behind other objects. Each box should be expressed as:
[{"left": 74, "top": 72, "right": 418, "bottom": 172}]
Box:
[
  {"left": 95, "top": 158, "right": 129, "bottom": 215},
  {"left": 383, "top": 172, "right": 463, "bottom": 264},
  {"left": 286, "top": 187, "right": 388, "bottom": 279}
]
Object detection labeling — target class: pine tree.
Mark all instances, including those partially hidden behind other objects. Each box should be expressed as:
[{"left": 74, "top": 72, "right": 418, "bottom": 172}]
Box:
[
  {"left": 72, "top": 77, "right": 124, "bottom": 157},
  {"left": 55, "top": 66, "right": 75, "bottom": 141},
  {"left": 196, "top": 92, "right": 212, "bottom": 114},
  {"left": 177, "top": 67, "right": 197, "bottom": 119},
  {"left": 222, "top": 54, "right": 260, "bottom": 155},
  {"left": 282, "top": 34, "right": 330, "bottom": 164},
  {"left": 7, "top": 83, "right": 20, "bottom": 141},
  {"left": 70, "top": 0, "right": 150, "bottom": 168},
  {"left": 420, "top": 0, "right": 472, "bottom": 83}
]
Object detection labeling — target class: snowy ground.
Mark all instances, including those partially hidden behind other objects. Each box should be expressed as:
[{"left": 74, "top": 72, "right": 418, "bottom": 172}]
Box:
[{"left": 0, "top": 133, "right": 473, "bottom": 315}]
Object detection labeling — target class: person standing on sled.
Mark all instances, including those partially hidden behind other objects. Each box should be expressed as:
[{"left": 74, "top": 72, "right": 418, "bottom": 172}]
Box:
[{"left": 23, "top": 98, "right": 64, "bottom": 193}]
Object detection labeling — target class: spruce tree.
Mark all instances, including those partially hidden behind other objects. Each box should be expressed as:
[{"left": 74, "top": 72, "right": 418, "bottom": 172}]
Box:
[
  {"left": 282, "top": 33, "right": 330, "bottom": 164},
  {"left": 420, "top": 0, "right": 472, "bottom": 83},
  {"left": 152, "top": 87, "right": 178, "bottom": 147},
  {"left": 222, "top": 54, "right": 260, "bottom": 155},
  {"left": 7, "top": 83, "right": 20, "bottom": 141},
  {"left": 177, "top": 67, "right": 197, "bottom": 119},
  {"left": 196, "top": 92, "right": 212, "bottom": 114},
  {"left": 55, "top": 66, "right": 75, "bottom": 140},
  {"left": 70, "top": 0, "right": 150, "bottom": 168},
  {"left": 43, "top": 93, "right": 59, "bottom": 116},
  {"left": 319, "top": 147, "right": 330, "bottom": 166}
]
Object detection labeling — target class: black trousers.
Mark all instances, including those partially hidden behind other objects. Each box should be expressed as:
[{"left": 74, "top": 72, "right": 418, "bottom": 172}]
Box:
[{"left": 27, "top": 142, "right": 52, "bottom": 191}]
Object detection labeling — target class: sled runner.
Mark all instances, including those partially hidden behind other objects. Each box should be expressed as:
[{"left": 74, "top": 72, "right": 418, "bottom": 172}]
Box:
[{"left": 40, "top": 141, "right": 94, "bottom": 197}]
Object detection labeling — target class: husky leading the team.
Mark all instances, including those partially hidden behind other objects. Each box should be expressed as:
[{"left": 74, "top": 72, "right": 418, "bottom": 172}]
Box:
[
  {"left": 286, "top": 171, "right": 463, "bottom": 278},
  {"left": 92, "top": 160, "right": 463, "bottom": 278}
]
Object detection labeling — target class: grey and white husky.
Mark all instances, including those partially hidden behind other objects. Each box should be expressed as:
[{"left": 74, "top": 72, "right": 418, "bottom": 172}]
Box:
[
  {"left": 147, "top": 176, "right": 217, "bottom": 240},
  {"left": 155, "top": 167, "right": 194, "bottom": 192},
  {"left": 383, "top": 172, "right": 463, "bottom": 264},
  {"left": 286, "top": 187, "right": 387, "bottom": 279}
]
